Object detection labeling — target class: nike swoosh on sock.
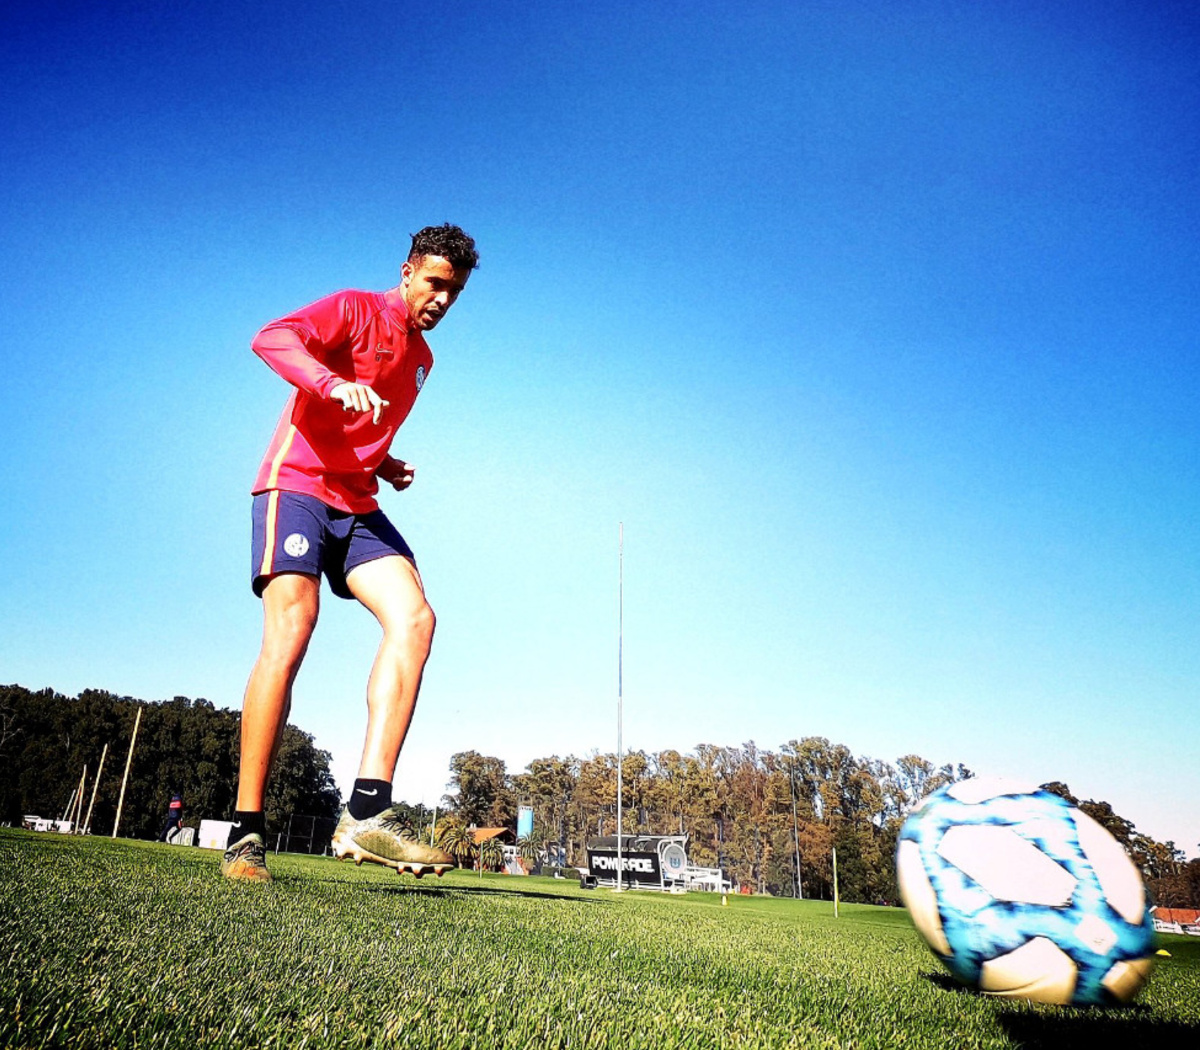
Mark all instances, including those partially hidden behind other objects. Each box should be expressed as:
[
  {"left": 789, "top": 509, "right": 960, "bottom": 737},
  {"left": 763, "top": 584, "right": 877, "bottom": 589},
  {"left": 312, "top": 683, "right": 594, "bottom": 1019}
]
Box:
[{"left": 355, "top": 788, "right": 379, "bottom": 796}]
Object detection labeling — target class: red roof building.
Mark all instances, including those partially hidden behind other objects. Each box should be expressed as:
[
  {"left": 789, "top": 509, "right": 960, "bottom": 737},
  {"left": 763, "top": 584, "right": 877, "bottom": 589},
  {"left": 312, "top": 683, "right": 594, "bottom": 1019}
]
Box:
[{"left": 1151, "top": 907, "right": 1200, "bottom": 926}]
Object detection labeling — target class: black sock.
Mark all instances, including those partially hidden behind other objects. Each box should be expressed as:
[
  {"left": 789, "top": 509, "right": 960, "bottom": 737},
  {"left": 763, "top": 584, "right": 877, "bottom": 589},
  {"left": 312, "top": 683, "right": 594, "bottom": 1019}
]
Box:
[
  {"left": 229, "top": 810, "right": 265, "bottom": 846},
  {"left": 348, "top": 779, "right": 392, "bottom": 820}
]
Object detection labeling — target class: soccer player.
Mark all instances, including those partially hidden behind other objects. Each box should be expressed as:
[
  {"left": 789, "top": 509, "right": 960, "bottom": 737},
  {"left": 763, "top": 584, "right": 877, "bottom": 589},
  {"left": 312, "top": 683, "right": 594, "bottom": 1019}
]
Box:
[
  {"left": 221, "top": 224, "right": 479, "bottom": 882},
  {"left": 159, "top": 791, "right": 183, "bottom": 842}
]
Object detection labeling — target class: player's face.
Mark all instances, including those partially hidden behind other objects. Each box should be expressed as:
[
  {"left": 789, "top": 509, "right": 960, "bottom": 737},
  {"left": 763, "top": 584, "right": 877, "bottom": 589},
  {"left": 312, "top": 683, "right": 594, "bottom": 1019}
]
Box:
[{"left": 401, "top": 255, "right": 471, "bottom": 331}]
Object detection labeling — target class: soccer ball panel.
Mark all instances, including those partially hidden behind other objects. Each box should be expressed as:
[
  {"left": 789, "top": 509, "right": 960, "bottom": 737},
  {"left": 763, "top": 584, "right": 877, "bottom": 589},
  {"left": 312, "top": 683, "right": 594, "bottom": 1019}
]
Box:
[
  {"left": 979, "top": 937, "right": 1077, "bottom": 1005},
  {"left": 936, "top": 824, "right": 1075, "bottom": 906},
  {"left": 897, "top": 839, "right": 951, "bottom": 956},
  {"left": 1102, "top": 957, "right": 1155, "bottom": 1003},
  {"left": 945, "top": 777, "right": 1038, "bottom": 805},
  {"left": 1074, "top": 913, "right": 1118, "bottom": 955},
  {"left": 1073, "top": 808, "right": 1146, "bottom": 925}
]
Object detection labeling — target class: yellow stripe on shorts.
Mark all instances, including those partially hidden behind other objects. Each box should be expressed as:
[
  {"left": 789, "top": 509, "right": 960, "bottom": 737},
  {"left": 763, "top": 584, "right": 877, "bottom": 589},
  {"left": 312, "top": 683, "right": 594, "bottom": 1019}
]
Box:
[{"left": 259, "top": 490, "right": 280, "bottom": 579}]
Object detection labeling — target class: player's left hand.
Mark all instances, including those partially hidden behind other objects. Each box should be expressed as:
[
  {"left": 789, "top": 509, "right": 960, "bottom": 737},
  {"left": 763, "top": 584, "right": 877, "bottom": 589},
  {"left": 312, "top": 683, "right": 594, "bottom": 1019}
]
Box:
[{"left": 377, "top": 457, "right": 416, "bottom": 491}]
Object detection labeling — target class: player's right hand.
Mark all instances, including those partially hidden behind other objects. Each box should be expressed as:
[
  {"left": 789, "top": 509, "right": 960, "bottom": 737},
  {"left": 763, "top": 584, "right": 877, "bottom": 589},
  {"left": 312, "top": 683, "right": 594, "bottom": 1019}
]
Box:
[{"left": 330, "top": 382, "right": 390, "bottom": 424}]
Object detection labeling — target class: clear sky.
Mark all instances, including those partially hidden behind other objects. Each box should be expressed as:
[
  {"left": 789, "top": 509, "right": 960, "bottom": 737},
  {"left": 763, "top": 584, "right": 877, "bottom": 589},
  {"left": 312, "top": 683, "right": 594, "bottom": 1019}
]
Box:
[{"left": 2, "top": 1, "right": 1197, "bottom": 855}]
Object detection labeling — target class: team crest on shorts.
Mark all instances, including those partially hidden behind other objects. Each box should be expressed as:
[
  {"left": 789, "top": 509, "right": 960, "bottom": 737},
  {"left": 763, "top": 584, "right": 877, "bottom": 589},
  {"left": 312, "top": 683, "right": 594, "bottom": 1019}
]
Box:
[
  {"left": 283, "top": 533, "right": 310, "bottom": 557},
  {"left": 415, "top": 365, "right": 426, "bottom": 392}
]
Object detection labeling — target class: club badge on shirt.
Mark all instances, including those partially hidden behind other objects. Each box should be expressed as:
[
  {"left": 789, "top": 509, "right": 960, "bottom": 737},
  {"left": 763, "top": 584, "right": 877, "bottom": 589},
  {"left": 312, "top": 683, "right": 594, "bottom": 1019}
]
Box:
[{"left": 415, "top": 366, "right": 426, "bottom": 392}]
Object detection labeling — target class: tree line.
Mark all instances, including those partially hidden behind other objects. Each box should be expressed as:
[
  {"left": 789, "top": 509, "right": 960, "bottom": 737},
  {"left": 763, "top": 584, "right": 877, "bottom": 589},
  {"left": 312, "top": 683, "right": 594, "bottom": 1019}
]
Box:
[
  {"left": 441, "top": 744, "right": 1196, "bottom": 905},
  {"left": 4, "top": 682, "right": 1194, "bottom": 907},
  {"left": 0, "top": 684, "right": 340, "bottom": 839}
]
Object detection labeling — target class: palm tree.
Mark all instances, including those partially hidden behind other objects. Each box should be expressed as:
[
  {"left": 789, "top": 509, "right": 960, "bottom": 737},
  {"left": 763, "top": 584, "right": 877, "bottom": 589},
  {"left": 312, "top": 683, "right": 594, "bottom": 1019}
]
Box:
[
  {"left": 478, "top": 836, "right": 505, "bottom": 874},
  {"left": 437, "top": 820, "right": 477, "bottom": 869},
  {"left": 517, "top": 833, "right": 541, "bottom": 873}
]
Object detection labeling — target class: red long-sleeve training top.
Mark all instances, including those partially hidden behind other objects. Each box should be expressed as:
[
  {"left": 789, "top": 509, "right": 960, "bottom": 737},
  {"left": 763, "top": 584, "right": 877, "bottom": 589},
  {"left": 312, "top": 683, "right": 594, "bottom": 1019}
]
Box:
[{"left": 251, "top": 288, "right": 433, "bottom": 514}]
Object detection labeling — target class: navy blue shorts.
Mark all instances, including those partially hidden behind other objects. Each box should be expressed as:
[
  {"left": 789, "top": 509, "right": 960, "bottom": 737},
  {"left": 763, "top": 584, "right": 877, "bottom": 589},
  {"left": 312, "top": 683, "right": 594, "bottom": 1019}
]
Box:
[{"left": 251, "top": 491, "right": 415, "bottom": 599}]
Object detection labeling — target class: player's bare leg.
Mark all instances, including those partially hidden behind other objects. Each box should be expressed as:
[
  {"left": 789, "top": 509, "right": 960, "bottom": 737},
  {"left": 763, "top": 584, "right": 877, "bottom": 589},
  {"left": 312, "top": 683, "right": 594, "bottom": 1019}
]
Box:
[
  {"left": 222, "top": 572, "right": 319, "bottom": 882},
  {"left": 330, "top": 555, "right": 454, "bottom": 876},
  {"left": 349, "top": 554, "right": 435, "bottom": 779},
  {"left": 238, "top": 572, "right": 320, "bottom": 809}
]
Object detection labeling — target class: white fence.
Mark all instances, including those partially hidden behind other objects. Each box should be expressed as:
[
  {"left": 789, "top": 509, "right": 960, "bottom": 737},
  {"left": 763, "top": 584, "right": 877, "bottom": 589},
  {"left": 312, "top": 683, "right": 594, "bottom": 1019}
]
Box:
[{"left": 1152, "top": 918, "right": 1200, "bottom": 937}]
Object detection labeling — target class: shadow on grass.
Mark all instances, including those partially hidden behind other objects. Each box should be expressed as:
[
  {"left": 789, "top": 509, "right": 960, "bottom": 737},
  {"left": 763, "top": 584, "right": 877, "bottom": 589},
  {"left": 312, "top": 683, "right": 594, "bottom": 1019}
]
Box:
[
  {"left": 997, "top": 1010, "right": 1199, "bottom": 1048},
  {"left": 920, "top": 971, "right": 1199, "bottom": 1047},
  {"left": 294, "top": 872, "right": 607, "bottom": 904},
  {"left": 366, "top": 883, "right": 606, "bottom": 904}
]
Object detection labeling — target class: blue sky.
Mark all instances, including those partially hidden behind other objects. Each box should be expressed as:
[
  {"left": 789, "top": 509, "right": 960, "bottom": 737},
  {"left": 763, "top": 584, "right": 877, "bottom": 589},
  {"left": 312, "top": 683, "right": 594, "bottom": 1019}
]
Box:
[{"left": 2, "top": 1, "right": 1197, "bottom": 854}]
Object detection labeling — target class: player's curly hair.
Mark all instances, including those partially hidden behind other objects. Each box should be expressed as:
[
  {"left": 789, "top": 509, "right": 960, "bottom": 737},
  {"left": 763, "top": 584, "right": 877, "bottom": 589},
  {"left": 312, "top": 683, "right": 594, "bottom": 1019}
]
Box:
[{"left": 408, "top": 224, "right": 479, "bottom": 270}]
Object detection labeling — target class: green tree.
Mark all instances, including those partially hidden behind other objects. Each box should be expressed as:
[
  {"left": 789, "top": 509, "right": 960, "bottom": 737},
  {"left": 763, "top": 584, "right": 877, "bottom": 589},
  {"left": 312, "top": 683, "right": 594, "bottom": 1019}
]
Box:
[
  {"left": 444, "top": 751, "right": 513, "bottom": 826},
  {"left": 1077, "top": 799, "right": 1136, "bottom": 847},
  {"left": 437, "top": 819, "right": 477, "bottom": 868},
  {"left": 574, "top": 752, "right": 617, "bottom": 841},
  {"left": 1149, "top": 858, "right": 1200, "bottom": 908},
  {"left": 1, "top": 684, "right": 339, "bottom": 837},
  {"left": 453, "top": 741, "right": 1186, "bottom": 903},
  {"left": 511, "top": 755, "right": 578, "bottom": 858},
  {"left": 478, "top": 836, "right": 505, "bottom": 872},
  {"left": 517, "top": 833, "right": 540, "bottom": 870}
]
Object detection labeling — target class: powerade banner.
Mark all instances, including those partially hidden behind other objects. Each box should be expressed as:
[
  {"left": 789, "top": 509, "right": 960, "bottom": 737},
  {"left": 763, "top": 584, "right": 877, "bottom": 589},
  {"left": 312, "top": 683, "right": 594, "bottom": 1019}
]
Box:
[
  {"left": 517, "top": 806, "right": 534, "bottom": 840},
  {"left": 587, "top": 850, "right": 661, "bottom": 886}
]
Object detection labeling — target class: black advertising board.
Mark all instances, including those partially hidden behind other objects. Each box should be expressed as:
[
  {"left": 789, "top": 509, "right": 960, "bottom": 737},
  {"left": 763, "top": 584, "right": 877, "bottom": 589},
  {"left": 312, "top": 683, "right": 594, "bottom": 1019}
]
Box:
[{"left": 587, "top": 849, "right": 661, "bottom": 886}]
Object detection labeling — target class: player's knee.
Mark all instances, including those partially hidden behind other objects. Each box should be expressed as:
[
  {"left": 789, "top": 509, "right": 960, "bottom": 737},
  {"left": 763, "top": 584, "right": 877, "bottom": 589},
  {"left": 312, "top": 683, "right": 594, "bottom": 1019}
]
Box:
[
  {"left": 263, "top": 599, "right": 318, "bottom": 665},
  {"left": 386, "top": 597, "right": 434, "bottom": 652},
  {"left": 412, "top": 598, "right": 436, "bottom": 649},
  {"left": 279, "top": 602, "right": 318, "bottom": 644}
]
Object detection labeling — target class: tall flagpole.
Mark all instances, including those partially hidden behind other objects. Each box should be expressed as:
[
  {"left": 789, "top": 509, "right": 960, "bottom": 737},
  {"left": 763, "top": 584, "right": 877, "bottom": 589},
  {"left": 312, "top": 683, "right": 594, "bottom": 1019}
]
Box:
[{"left": 615, "top": 522, "right": 624, "bottom": 892}]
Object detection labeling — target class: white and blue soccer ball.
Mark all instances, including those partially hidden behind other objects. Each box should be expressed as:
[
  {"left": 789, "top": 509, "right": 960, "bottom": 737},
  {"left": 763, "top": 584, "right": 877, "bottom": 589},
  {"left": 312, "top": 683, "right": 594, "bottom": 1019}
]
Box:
[{"left": 896, "top": 777, "right": 1157, "bottom": 1006}]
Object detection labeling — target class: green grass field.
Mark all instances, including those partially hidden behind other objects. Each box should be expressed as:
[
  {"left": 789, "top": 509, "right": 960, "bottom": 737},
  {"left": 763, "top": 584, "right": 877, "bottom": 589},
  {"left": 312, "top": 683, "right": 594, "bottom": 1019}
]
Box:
[{"left": 3, "top": 829, "right": 1198, "bottom": 1049}]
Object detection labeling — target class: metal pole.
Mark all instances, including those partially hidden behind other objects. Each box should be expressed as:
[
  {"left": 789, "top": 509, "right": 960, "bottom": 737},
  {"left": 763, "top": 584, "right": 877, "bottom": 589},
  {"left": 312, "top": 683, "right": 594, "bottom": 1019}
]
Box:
[
  {"left": 615, "top": 522, "right": 624, "bottom": 892},
  {"left": 788, "top": 756, "right": 802, "bottom": 899},
  {"left": 83, "top": 743, "right": 109, "bottom": 835},
  {"left": 112, "top": 706, "right": 142, "bottom": 839},
  {"left": 832, "top": 846, "right": 840, "bottom": 918}
]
